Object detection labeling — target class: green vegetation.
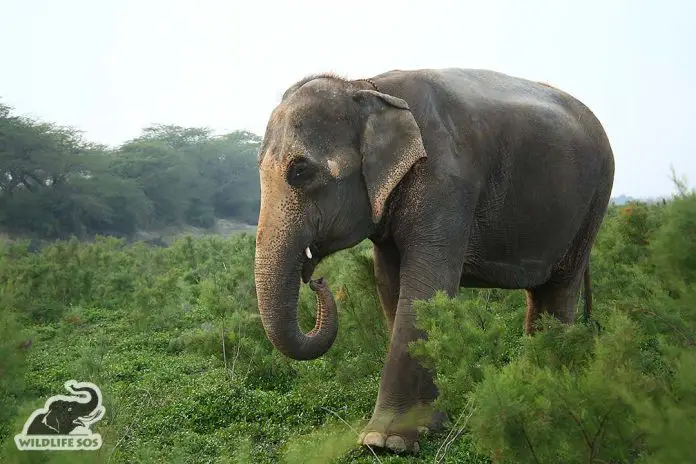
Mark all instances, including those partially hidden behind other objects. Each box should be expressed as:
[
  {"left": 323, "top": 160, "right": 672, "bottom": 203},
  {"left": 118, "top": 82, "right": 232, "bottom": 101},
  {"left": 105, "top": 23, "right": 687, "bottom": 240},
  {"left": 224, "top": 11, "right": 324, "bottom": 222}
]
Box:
[
  {"left": 0, "top": 101, "right": 261, "bottom": 240},
  {"left": 0, "top": 180, "right": 694, "bottom": 463}
]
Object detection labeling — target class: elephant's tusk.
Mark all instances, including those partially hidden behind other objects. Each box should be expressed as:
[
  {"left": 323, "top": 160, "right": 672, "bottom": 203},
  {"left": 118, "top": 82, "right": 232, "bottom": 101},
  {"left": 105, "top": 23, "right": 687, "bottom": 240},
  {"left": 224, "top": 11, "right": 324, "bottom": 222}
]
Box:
[{"left": 305, "top": 247, "right": 312, "bottom": 259}]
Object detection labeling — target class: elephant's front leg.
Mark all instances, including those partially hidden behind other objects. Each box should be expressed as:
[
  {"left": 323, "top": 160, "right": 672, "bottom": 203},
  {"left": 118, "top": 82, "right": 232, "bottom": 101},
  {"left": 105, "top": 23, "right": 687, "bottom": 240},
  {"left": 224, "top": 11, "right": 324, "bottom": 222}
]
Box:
[
  {"left": 373, "top": 241, "right": 401, "bottom": 336},
  {"left": 360, "top": 248, "right": 461, "bottom": 453}
]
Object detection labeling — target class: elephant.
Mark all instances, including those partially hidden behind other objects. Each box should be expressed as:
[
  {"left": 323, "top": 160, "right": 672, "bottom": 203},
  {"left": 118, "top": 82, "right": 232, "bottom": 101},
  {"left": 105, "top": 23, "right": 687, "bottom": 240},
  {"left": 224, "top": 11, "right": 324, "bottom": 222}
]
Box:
[
  {"left": 254, "top": 68, "right": 615, "bottom": 453},
  {"left": 26, "top": 381, "right": 104, "bottom": 435}
]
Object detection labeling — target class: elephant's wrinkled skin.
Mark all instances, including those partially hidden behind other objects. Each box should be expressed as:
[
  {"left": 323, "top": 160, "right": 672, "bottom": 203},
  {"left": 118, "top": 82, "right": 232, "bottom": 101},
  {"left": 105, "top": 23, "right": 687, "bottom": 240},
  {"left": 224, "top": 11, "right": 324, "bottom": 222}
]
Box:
[{"left": 254, "top": 68, "right": 615, "bottom": 453}]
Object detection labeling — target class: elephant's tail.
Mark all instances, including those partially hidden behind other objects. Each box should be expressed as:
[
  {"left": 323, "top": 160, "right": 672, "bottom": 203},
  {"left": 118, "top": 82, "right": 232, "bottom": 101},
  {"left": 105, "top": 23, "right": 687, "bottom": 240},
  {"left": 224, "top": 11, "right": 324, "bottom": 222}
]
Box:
[{"left": 583, "top": 266, "right": 593, "bottom": 323}]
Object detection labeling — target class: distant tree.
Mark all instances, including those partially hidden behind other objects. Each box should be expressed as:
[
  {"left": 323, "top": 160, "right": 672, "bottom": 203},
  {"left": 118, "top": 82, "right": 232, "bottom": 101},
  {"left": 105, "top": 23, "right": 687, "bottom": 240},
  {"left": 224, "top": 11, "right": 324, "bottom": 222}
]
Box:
[
  {"left": 0, "top": 102, "right": 261, "bottom": 239},
  {"left": 209, "top": 131, "right": 261, "bottom": 224},
  {"left": 0, "top": 102, "right": 141, "bottom": 237}
]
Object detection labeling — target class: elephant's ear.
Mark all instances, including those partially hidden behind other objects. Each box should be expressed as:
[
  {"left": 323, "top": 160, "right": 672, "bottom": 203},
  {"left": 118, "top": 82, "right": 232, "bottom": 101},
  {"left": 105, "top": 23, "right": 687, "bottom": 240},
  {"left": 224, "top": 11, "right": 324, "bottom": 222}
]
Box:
[{"left": 354, "top": 89, "right": 427, "bottom": 224}]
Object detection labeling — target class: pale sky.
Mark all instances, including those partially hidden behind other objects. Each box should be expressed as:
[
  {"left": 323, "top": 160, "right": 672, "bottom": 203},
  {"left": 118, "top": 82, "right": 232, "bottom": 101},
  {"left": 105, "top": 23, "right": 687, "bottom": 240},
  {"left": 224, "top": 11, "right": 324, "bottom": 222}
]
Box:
[{"left": 1, "top": 0, "right": 694, "bottom": 198}]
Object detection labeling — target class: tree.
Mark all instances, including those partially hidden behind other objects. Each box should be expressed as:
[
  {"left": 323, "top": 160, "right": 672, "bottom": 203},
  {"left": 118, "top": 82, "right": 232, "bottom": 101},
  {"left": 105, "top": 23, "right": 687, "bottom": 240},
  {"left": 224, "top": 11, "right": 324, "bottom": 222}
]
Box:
[{"left": 0, "top": 102, "right": 261, "bottom": 238}]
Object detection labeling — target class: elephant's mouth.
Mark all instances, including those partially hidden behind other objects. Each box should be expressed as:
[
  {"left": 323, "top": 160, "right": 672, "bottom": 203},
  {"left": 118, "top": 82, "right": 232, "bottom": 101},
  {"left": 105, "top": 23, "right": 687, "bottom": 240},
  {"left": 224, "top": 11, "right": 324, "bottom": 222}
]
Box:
[{"left": 301, "top": 243, "right": 320, "bottom": 284}]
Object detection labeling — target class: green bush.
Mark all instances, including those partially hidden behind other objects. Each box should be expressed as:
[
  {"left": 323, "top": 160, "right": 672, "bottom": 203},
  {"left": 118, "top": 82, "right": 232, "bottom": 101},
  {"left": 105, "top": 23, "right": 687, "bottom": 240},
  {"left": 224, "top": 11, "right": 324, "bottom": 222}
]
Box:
[{"left": 410, "top": 187, "right": 696, "bottom": 463}]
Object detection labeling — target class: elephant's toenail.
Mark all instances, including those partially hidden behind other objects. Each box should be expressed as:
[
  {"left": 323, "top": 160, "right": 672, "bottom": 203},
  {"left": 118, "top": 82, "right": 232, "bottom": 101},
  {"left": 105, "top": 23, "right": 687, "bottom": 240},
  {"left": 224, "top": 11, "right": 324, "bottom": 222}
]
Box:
[
  {"left": 385, "top": 435, "right": 407, "bottom": 452},
  {"left": 417, "top": 426, "right": 429, "bottom": 434},
  {"left": 413, "top": 441, "right": 420, "bottom": 453},
  {"left": 362, "top": 432, "right": 386, "bottom": 448}
]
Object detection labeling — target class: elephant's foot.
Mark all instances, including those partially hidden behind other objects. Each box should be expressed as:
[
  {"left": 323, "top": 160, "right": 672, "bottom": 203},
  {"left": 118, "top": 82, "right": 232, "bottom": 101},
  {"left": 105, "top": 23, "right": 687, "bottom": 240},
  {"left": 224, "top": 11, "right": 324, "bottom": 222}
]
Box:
[{"left": 357, "top": 405, "right": 448, "bottom": 454}]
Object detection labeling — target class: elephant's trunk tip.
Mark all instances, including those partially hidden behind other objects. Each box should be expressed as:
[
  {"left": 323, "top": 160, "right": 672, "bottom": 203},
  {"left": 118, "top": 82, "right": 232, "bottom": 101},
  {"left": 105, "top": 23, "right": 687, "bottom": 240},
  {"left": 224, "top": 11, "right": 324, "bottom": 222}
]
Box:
[
  {"left": 309, "top": 277, "right": 326, "bottom": 291},
  {"left": 302, "top": 276, "right": 338, "bottom": 353}
]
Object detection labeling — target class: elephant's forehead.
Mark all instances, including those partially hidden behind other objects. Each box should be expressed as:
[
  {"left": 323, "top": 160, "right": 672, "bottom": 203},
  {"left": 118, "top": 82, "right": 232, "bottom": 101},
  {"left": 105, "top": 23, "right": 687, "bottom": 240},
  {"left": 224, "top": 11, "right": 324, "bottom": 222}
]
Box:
[
  {"left": 260, "top": 86, "right": 353, "bottom": 167},
  {"left": 279, "top": 103, "right": 337, "bottom": 133},
  {"left": 259, "top": 106, "right": 305, "bottom": 164}
]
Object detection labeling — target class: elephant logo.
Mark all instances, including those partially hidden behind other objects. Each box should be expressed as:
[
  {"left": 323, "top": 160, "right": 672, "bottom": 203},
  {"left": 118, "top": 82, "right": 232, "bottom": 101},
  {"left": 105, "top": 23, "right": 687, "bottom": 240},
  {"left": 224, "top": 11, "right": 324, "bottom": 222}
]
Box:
[{"left": 14, "top": 380, "right": 105, "bottom": 451}]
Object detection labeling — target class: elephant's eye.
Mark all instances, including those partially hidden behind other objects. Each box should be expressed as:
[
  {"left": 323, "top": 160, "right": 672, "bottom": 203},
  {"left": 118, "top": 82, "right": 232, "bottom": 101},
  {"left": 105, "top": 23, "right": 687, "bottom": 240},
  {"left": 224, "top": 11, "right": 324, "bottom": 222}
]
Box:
[{"left": 287, "top": 157, "right": 315, "bottom": 186}]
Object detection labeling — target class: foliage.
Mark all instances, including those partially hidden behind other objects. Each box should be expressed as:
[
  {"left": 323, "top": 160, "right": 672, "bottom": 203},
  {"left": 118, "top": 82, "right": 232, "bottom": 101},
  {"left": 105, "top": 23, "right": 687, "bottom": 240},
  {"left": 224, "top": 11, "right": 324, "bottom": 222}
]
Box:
[
  {"left": 410, "top": 183, "right": 696, "bottom": 463},
  {"left": 0, "top": 178, "right": 695, "bottom": 462},
  {"left": 0, "top": 103, "right": 261, "bottom": 239}
]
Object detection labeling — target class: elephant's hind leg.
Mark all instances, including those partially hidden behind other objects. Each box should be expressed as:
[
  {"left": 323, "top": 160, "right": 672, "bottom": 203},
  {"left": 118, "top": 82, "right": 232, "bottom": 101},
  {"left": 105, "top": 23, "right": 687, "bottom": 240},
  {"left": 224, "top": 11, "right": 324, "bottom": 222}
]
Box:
[
  {"left": 525, "top": 181, "right": 610, "bottom": 334},
  {"left": 524, "top": 270, "right": 585, "bottom": 335}
]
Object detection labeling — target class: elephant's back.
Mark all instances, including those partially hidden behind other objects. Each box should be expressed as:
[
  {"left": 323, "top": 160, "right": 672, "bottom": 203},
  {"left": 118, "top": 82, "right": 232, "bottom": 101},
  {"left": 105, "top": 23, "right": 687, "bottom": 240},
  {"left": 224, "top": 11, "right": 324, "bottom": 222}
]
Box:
[
  {"left": 372, "top": 67, "right": 576, "bottom": 108},
  {"left": 373, "top": 68, "right": 603, "bottom": 132},
  {"left": 371, "top": 67, "right": 613, "bottom": 169}
]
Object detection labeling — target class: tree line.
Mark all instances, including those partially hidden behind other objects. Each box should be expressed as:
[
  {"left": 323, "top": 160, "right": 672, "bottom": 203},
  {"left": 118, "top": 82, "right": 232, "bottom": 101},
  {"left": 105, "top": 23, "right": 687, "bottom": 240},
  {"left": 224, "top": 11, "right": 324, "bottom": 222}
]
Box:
[{"left": 0, "top": 101, "right": 261, "bottom": 240}]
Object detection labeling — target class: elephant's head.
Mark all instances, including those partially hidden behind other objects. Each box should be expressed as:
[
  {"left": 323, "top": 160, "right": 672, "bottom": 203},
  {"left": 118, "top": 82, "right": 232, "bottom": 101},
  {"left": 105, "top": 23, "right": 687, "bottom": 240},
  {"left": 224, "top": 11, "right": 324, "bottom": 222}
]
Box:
[{"left": 255, "top": 75, "right": 427, "bottom": 361}]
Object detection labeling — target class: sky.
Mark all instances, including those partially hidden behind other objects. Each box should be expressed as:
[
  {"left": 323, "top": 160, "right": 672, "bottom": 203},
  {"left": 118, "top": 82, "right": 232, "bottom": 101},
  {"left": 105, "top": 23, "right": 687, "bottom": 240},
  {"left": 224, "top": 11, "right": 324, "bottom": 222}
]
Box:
[{"left": 1, "top": 0, "right": 694, "bottom": 198}]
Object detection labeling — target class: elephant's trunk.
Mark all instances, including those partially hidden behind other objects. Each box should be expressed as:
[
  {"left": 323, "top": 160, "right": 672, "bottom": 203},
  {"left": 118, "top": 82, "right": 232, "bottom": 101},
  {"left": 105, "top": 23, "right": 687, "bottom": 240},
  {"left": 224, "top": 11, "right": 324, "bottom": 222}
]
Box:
[{"left": 254, "top": 246, "right": 338, "bottom": 361}]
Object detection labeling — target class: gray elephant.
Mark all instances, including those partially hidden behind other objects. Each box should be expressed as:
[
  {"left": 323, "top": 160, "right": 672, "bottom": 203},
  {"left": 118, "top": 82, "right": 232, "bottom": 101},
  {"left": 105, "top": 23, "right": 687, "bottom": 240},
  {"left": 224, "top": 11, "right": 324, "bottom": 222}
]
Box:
[
  {"left": 254, "top": 68, "right": 615, "bottom": 453},
  {"left": 26, "top": 381, "right": 104, "bottom": 435}
]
